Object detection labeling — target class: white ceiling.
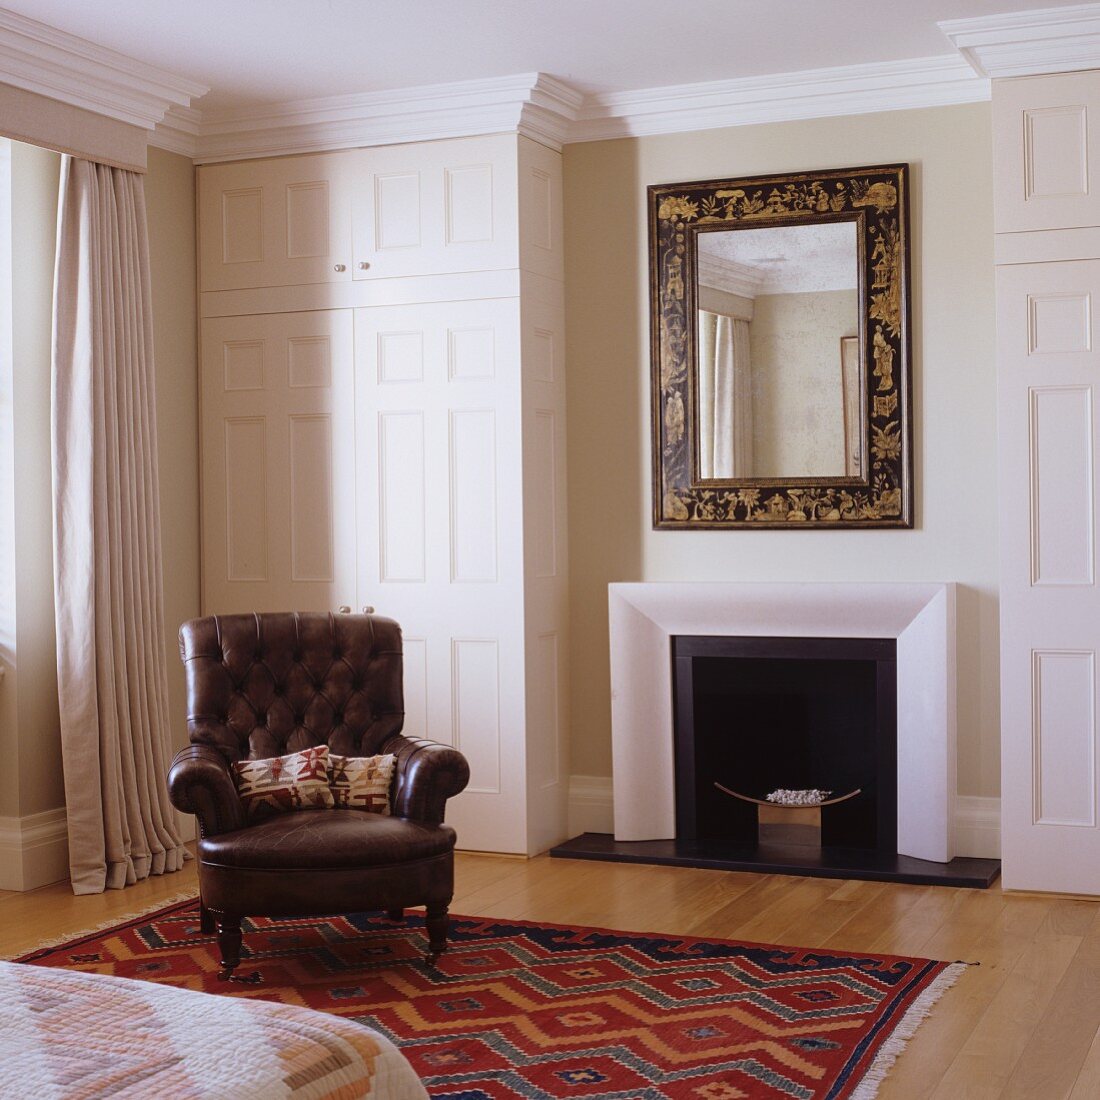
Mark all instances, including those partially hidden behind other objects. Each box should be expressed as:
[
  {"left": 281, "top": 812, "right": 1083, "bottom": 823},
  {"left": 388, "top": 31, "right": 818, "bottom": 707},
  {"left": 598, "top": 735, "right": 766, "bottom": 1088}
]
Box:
[
  {"left": 699, "top": 223, "right": 858, "bottom": 295},
  {"left": 0, "top": 0, "right": 1051, "bottom": 112}
]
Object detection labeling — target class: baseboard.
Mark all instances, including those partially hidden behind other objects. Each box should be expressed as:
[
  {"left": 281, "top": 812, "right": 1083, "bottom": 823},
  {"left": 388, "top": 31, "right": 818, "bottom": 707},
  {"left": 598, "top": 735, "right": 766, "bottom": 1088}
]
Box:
[
  {"left": 567, "top": 775, "right": 614, "bottom": 836},
  {"left": 567, "top": 777, "right": 1001, "bottom": 860},
  {"left": 955, "top": 795, "right": 1001, "bottom": 859},
  {"left": 0, "top": 807, "right": 69, "bottom": 891}
]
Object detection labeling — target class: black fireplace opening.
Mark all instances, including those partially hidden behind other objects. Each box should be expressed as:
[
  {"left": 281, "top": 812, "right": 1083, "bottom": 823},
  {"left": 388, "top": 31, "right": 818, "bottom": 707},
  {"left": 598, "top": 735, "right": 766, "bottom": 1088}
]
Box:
[{"left": 673, "top": 635, "right": 897, "bottom": 857}]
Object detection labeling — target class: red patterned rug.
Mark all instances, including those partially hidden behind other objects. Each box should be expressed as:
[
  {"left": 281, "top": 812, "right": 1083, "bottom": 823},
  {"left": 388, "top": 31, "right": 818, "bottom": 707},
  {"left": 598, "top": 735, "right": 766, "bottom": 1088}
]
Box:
[{"left": 19, "top": 898, "right": 963, "bottom": 1099}]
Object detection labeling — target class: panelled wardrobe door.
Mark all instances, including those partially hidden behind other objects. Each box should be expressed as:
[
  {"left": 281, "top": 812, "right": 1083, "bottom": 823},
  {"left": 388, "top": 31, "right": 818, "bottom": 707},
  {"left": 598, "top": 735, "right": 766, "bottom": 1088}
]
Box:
[
  {"left": 997, "top": 260, "right": 1100, "bottom": 893},
  {"left": 995, "top": 69, "right": 1100, "bottom": 894},
  {"left": 200, "top": 310, "right": 356, "bottom": 614},
  {"left": 198, "top": 152, "right": 354, "bottom": 292},
  {"left": 994, "top": 72, "right": 1100, "bottom": 235},
  {"left": 353, "top": 299, "right": 527, "bottom": 853},
  {"left": 350, "top": 135, "right": 519, "bottom": 281}
]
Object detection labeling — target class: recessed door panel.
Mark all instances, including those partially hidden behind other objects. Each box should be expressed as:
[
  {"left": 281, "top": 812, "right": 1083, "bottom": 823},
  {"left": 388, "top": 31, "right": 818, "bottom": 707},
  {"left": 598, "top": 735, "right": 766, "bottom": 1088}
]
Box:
[
  {"left": 378, "top": 411, "right": 426, "bottom": 583},
  {"left": 449, "top": 409, "right": 498, "bottom": 583},
  {"left": 223, "top": 417, "right": 268, "bottom": 582},
  {"left": 1029, "top": 386, "right": 1094, "bottom": 587},
  {"left": 289, "top": 414, "right": 336, "bottom": 582},
  {"left": 1032, "top": 649, "right": 1096, "bottom": 827}
]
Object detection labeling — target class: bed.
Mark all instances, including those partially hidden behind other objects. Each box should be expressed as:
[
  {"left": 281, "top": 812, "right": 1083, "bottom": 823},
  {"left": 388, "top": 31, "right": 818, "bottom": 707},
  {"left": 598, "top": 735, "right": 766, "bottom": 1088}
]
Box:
[{"left": 0, "top": 960, "right": 427, "bottom": 1099}]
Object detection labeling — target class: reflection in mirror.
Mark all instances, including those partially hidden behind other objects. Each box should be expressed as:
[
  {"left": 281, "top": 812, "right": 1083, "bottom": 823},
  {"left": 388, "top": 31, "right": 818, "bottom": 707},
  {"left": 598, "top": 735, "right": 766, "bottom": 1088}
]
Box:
[{"left": 695, "top": 221, "right": 860, "bottom": 480}]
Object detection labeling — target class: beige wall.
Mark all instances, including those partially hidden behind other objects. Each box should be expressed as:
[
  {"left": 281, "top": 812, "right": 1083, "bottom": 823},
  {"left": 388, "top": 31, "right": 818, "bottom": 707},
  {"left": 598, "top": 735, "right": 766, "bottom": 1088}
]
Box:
[
  {"left": 4, "top": 142, "right": 64, "bottom": 818},
  {"left": 145, "top": 146, "right": 200, "bottom": 756},
  {"left": 750, "top": 289, "right": 858, "bottom": 477},
  {"left": 563, "top": 103, "right": 1000, "bottom": 798}
]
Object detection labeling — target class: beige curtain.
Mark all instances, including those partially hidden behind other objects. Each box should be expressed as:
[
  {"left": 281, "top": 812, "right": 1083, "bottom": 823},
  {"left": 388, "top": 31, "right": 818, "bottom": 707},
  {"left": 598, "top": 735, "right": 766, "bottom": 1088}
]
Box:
[
  {"left": 52, "top": 157, "right": 187, "bottom": 894},
  {"left": 698, "top": 311, "right": 754, "bottom": 479}
]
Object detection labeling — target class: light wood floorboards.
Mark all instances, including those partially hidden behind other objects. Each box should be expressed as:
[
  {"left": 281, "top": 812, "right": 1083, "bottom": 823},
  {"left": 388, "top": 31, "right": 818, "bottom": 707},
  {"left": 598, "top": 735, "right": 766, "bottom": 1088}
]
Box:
[{"left": 1, "top": 852, "right": 1098, "bottom": 1098}]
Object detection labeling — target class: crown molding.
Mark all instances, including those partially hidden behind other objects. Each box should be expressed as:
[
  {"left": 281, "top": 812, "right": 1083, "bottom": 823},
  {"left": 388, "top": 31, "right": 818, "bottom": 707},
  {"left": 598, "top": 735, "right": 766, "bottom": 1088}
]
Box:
[
  {"left": 940, "top": 3, "right": 1100, "bottom": 79},
  {"left": 698, "top": 254, "right": 764, "bottom": 299},
  {"left": 570, "top": 54, "right": 987, "bottom": 142},
  {"left": 161, "top": 56, "right": 986, "bottom": 164},
  {"left": 180, "top": 72, "right": 581, "bottom": 162},
  {"left": 0, "top": 6, "right": 206, "bottom": 131},
  {"left": 11, "top": 4, "right": 1098, "bottom": 162},
  {"left": 148, "top": 104, "right": 201, "bottom": 157}
]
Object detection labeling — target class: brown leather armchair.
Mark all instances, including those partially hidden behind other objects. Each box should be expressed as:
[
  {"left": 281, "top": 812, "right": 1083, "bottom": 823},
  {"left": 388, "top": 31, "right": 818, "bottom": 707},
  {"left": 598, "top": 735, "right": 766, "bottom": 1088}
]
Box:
[{"left": 167, "top": 612, "right": 469, "bottom": 978}]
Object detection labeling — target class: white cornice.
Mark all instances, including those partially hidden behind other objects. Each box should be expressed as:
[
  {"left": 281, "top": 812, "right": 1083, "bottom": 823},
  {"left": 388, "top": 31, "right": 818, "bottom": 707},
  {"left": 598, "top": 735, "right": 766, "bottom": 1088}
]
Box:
[
  {"left": 0, "top": 7, "right": 206, "bottom": 130},
  {"left": 571, "top": 55, "right": 987, "bottom": 142},
  {"left": 697, "top": 255, "right": 764, "bottom": 299},
  {"left": 159, "top": 56, "right": 987, "bottom": 163},
  {"left": 9, "top": 4, "right": 1100, "bottom": 161},
  {"left": 940, "top": 3, "right": 1100, "bottom": 79},
  {"left": 148, "top": 104, "right": 202, "bottom": 157},
  {"left": 181, "top": 72, "right": 582, "bottom": 162}
]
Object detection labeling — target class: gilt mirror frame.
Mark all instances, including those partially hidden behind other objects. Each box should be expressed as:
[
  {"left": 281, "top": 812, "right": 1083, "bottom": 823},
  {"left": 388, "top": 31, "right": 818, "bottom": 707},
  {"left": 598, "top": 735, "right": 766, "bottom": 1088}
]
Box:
[{"left": 649, "top": 163, "right": 912, "bottom": 528}]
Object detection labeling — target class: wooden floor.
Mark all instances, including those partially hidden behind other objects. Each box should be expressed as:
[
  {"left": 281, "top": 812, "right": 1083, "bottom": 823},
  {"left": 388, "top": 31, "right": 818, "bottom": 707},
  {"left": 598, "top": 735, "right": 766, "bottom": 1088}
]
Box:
[{"left": 2, "top": 851, "right": 1099, "bottom": 1098}]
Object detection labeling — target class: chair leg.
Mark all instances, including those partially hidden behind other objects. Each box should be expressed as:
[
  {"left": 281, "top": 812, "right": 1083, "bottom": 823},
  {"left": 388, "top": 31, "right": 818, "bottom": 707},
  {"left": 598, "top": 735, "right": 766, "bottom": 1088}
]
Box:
[
  {"left": 387, "top": 908, "right": 404, "bottom": 922},
  {"left": 199, "top": 900, "right": 215, "bottom": 935},
  {"left": 215, "top": 915, "right": 242, "bottom": 978},
  {"left": 424, "top": 903, "right": 449, "bottom": 964}
]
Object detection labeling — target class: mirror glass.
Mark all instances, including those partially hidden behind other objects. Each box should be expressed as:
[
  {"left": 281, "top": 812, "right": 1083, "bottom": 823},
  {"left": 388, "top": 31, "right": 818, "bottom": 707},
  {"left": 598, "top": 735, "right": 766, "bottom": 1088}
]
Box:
[{"left": 695, "top": 221, "right": 862, "bottom": 480}]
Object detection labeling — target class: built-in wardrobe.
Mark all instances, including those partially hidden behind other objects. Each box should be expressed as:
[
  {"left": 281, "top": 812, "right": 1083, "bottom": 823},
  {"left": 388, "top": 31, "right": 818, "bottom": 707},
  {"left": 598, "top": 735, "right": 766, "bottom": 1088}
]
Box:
[
  {"left": 995, "top": 71, "right": 1100, "bottom": 891},
  {"left": 195, "top": 133, "right": 568, "bottom": 854}
]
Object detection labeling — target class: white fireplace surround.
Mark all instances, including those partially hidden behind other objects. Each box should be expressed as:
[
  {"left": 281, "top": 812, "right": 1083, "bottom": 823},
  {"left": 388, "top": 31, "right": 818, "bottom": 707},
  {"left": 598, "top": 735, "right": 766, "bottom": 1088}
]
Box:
[{"left": 609, "top": 582, "right": 957, "bottom": 863}]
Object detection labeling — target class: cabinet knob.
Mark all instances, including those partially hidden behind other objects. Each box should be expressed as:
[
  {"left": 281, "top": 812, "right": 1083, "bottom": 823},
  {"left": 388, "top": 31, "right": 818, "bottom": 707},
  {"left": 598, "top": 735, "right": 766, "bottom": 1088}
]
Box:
[
  {"left": 333, "top": 263, "right": 346, "bottom": 272},
  {"left": 362, "top": 605, "right": 375, "bottom": 615},
  {"left": 337, "top": 605, "right": 351, "bottom": 614},
  {"left": 358, "top": 261, "right": 370, "bottom": 270}
]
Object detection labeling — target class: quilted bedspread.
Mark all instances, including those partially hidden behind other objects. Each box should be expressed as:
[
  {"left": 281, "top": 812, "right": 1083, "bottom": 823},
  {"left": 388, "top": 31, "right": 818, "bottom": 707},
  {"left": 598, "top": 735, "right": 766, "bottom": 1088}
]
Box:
[{"left": 0, "top": 960, "right": 427, "bottom": 1099}]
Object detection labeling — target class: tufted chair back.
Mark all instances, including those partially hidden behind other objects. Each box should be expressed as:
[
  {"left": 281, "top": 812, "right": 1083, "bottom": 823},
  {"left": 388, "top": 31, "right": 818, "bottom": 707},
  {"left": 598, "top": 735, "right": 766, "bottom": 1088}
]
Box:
[{"left": 179, "top": 612, "right": 404, "bottom": 765}]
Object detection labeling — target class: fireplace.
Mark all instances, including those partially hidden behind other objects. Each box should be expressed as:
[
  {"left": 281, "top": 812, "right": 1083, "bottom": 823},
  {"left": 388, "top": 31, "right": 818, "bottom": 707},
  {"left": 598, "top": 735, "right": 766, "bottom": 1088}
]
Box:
[
  {"left": 673, "top": 636, "right": 897, "bottom": 861},
  {"left": 550, "top": 582, "right": 1001, "bottom": 888}
]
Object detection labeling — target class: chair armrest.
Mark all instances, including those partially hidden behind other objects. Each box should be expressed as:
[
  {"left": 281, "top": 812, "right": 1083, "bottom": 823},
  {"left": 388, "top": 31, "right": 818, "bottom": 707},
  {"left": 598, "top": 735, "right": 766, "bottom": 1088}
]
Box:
[
  {"left": 167, "top": 744, "right": 246, "bottom": 838},
  {"left": 383, "top": 735, "right": 470, "bottom": 825}
]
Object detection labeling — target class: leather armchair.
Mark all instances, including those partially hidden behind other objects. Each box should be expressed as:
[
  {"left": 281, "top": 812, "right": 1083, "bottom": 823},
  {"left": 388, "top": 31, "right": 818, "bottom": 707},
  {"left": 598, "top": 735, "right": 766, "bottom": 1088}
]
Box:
[{"left": 168, "top": 612, "right": 469, "bottom": 977}]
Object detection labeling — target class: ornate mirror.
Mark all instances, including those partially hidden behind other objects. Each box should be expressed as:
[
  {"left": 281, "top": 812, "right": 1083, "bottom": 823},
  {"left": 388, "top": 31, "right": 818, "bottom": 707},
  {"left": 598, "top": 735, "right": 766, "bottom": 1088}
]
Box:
[{"left": 649, "top": 164, "right": 912, "bottom": 527}]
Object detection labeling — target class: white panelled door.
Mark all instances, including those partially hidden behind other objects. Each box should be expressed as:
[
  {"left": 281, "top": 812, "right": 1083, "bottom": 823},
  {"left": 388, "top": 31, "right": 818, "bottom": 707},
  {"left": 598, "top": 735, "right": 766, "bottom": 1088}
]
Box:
[
  {"left": 995, "top": 71, "right": 1100, "bottom": 894},
  {"left": 998, "top": 260, "right": 1100, "bottom": 893},
  {"left": 994, "top": 72, "right": 1100, "bottom": 235},
  {"left": 198, "top": 153, "right": 354, "bottom": 292},
  {"left": 353, "top": 298, "right": 527, "bottom": 852},
  {"left": 200, "top": 309, "right": 356, "bottom": 614},
  {"left": 350, "top": 135, "right": 518, "bottom": 281}
]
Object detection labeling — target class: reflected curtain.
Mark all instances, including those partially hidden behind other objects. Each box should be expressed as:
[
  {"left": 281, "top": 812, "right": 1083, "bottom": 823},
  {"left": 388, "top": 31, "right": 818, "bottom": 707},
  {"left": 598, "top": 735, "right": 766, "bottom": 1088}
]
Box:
[
  {"left": 698, "top": 311, "right": 753, "bottom": 479},
  {"left": 52, "top": 157, "right": 187, "bottom": 894}
]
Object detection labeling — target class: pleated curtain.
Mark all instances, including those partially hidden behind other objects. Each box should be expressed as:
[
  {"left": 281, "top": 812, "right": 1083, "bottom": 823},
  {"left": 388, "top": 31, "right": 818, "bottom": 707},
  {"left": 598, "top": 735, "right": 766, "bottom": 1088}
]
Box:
[
  {"left": 697, "top": 310, "right": 754, "bottom": 479},
  {"left": 51, "top": 157, "right": 187, "bottom": 894}
]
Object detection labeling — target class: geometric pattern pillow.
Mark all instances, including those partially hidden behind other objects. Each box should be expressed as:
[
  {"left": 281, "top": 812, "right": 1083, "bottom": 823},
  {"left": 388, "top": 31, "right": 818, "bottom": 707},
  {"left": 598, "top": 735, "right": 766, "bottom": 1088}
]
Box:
[
  {"left": 328, "top": 753, "right": 395, "bottom": 815},
  {"left": 231, "top": 745, "right": 335, "bottom": 821}
]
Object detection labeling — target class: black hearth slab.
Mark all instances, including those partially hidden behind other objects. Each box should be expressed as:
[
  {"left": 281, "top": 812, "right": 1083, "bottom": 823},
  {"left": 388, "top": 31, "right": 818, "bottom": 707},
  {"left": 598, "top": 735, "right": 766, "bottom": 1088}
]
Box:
[{"left": 549, "top": 833, "right": 1001, "bottom": 889}]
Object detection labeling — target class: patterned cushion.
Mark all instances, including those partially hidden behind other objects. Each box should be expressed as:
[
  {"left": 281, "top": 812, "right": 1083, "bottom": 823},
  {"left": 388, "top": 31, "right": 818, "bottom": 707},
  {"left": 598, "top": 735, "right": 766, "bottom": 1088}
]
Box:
[
  {"left": 329, "top": 753, "right": 396, "bottom": 814},
  {"left": 232, "top": 745, "right": 335, "bottom": 820}
]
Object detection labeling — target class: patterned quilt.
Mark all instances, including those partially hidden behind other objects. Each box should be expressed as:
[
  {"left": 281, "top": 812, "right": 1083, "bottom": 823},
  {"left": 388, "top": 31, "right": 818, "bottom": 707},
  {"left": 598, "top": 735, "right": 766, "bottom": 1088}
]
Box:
[{"left": 0, "top": 960, "right": 427, "bottom": 1099}]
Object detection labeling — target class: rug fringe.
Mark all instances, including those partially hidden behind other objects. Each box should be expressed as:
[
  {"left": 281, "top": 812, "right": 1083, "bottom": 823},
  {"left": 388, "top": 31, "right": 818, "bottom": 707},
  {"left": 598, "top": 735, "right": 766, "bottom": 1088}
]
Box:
[
  {"left": 848, "top": 961, "right": 968, "bottom": 1100},
  {"left": 7, "top": 892, "right": 198, "bottom": 960}
]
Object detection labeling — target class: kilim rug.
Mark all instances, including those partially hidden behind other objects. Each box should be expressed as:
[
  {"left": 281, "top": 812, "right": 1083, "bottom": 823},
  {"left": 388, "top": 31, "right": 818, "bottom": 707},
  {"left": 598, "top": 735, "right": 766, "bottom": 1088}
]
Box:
[{"left": 18, "top": 898, "right": 964, "bottom": 1099}]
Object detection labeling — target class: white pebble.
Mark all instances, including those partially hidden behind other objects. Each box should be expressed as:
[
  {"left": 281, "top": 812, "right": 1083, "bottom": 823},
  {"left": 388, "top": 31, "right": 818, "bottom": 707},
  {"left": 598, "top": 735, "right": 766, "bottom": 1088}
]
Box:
[{"left": 765, "top": 788, "right": 832, "bottom": 806}]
